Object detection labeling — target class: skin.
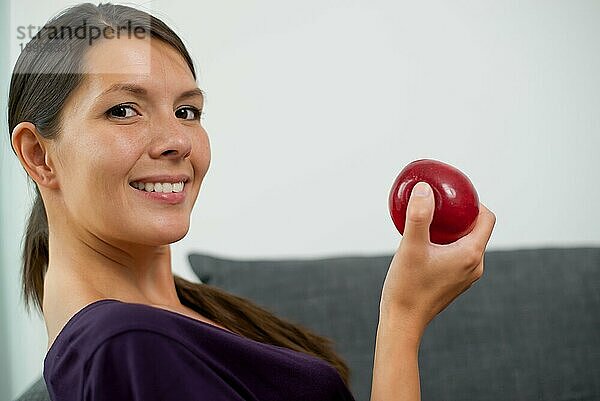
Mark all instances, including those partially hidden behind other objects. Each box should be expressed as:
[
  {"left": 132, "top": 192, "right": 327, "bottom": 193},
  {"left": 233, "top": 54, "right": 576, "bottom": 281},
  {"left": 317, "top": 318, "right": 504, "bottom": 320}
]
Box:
[
  {"left": 11, "top": 36, "right": 229, "bottom": 350},
  {"left": 12, "top": 30, "right": 497, "bottom": 400}
]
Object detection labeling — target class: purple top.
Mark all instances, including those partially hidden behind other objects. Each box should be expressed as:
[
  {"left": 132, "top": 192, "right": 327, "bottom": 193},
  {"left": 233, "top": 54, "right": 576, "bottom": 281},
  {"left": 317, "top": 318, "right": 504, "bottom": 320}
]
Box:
[{"left": 43, "top": 299, "right": 356, "bottom": 401}]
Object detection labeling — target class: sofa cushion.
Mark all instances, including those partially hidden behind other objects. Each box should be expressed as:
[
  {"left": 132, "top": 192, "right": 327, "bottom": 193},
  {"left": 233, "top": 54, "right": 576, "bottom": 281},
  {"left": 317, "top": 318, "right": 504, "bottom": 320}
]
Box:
[
  {"left": 419, "top": 247, "right": 600, "bottom": 401},
  {"left": 13, "top": 377, "right": 48, "bottom": 401},
  {"left": 189, "top": 247, "right": 600, "bottom": 401}
]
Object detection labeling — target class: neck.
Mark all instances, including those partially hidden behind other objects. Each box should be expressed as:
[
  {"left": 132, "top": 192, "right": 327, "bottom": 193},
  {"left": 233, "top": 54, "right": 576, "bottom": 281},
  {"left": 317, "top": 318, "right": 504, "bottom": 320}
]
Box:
[{"left": 43, "top": 218, "right": 182, "bottom": 312}]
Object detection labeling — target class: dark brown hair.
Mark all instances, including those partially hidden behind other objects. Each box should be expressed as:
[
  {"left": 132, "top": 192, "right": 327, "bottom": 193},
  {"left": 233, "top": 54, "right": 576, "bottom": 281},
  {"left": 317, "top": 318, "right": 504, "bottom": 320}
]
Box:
[{"left": 8, "top": 2, "right": 350, "bottom": 388}]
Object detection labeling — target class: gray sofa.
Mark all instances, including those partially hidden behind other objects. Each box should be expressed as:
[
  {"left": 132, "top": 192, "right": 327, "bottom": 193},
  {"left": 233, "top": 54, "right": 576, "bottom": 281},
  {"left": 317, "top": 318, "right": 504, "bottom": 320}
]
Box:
[{"left": 15, "top": 247, "right": 600, "bottom": 401}]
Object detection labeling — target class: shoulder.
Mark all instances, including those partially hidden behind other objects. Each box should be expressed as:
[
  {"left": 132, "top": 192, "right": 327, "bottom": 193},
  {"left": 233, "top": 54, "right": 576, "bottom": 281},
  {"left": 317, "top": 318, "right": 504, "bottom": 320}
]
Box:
[
  {"left": 81, "top": 299, "right": 178, "bottom": 336},
  {"left": 70, "top": 299, "right": 183, "bottom": 344},
  {"left": 45, "top": 300, "right": 245, "bottom": 401},
  {"left": 83, "top": 330, "right": 242, "bottom": 400},
  {"left": 45, "top": 299, "right": 192, "bottom": 372},
  {"left": 48, "top": 329, "right": 241, "bottom": 401}
]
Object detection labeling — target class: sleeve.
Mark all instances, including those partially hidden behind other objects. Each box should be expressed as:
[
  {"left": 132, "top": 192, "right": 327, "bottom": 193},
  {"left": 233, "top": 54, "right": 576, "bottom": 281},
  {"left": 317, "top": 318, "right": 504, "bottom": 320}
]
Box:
[{"left": 83, "top": 330, "right": 245, "bottom": 401}]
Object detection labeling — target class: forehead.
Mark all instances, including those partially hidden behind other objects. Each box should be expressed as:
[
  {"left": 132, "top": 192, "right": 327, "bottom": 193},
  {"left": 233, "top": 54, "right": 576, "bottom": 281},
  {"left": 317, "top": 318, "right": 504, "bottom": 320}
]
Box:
[
  {"left": 63, "top": 38, "right": 197, "bottom": 119},
  {"left": 68, "top": 37, "right": 198, "bottom": 108},
  {"left": 83, "top": 36, "right": 191, "bottom": 78}
]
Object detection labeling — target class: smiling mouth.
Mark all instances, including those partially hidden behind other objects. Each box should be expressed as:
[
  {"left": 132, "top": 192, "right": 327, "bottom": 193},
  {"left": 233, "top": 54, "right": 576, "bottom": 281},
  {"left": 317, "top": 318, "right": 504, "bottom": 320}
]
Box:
[{"left": 129, "top": 181, "right": 186, "bottom": 193}]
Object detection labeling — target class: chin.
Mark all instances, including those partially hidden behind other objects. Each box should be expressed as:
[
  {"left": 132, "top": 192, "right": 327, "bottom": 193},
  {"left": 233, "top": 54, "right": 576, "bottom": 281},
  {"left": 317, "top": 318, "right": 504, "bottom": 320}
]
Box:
[
  {"left": 155, "top": 227, "right": 189, "bottom": 245},
  {"left": 130, "top": 222, "right": 189, "bottom": 246}
]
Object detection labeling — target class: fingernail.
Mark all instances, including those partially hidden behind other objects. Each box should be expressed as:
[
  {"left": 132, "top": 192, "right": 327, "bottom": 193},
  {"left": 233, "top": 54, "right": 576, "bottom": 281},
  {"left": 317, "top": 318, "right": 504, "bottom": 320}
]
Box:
[{"left": 412, "top": 182, "right": 430, "bottom": 197}]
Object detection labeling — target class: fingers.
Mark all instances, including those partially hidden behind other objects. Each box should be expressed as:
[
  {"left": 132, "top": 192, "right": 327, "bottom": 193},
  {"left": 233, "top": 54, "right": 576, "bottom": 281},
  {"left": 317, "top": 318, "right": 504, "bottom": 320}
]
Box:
[
  {"left": 402, "top": 182, "right": 435, "bottom": 247},
  {"left": 449, "top": 202, "right": 496, "bottom": 251},
  {"left": 469, "top": 203, "right": 497, "bottom": 251},
  {"left": 434, "top": 203, "right": 494, "bottom": 274},
  {"left": 472, "top": 253, "right": 485, "bottom": 278}
]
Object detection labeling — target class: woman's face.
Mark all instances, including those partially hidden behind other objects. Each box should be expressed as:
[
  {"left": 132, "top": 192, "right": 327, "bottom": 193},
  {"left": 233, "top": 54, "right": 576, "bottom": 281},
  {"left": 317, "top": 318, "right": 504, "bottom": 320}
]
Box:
[{"left": 51, "top": 36, "right": 210, "bottom": 247}]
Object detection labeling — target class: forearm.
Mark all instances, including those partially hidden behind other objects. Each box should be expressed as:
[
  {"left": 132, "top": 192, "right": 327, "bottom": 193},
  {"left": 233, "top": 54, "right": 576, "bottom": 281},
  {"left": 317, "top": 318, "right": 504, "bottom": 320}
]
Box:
[{"left": 370, "top": 305, "right": 424, "bottom": 401}]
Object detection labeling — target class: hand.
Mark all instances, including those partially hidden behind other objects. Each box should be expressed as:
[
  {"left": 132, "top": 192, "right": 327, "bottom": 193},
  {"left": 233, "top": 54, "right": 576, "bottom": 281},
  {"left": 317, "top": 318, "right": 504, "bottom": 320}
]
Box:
[{"left": 380, "top": 181, "right": 496, "bottom": 335}]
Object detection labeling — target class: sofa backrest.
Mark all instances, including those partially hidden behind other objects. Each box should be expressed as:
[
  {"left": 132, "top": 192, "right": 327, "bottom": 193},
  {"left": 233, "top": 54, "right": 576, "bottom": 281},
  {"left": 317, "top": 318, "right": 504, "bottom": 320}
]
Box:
[{"left": 190, "top": 247, "right": 600, "bottom": 401}]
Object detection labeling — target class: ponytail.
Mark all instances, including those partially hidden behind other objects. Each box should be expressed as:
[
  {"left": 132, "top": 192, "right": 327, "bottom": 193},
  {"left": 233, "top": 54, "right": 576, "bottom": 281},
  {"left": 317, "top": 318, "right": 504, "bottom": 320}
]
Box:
[
  {"left": 175, "top": 276, "right": 351, "bottom": 388},
  {"left": 21, "top": 187, "right": 49, "bottom": 316}
]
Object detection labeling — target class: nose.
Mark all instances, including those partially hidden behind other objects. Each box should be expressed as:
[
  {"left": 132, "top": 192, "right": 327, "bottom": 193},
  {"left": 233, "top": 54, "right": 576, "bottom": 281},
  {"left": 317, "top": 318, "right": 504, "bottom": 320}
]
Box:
[{"left": 148, "top": 114, "right": 192, "bottom": 160}]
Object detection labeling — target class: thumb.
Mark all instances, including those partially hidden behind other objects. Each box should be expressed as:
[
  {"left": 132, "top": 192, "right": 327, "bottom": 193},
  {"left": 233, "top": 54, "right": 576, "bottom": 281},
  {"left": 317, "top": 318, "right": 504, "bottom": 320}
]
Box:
[{"left": 402, "top": 181, "right": 435, "bottom": 245}]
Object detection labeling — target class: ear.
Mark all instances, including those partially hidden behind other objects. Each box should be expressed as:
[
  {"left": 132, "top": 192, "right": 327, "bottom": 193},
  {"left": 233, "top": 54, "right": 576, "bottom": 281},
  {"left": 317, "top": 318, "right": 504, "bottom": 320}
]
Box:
[{"left": 11, "top": 122, "right": 59, "bottom": 189}]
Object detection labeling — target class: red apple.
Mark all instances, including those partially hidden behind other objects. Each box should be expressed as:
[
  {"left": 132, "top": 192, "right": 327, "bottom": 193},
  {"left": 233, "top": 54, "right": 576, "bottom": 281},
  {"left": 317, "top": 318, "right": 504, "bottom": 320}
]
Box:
[{"left": 388, "top": 159, "right": 479, "bottom": 244}]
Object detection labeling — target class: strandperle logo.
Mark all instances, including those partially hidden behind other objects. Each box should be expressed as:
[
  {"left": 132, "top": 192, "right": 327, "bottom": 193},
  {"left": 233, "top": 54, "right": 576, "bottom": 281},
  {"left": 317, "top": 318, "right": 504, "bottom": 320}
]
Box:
[
  {"left": 16, "top": 19, "right": 148, "bottom": 50},
  {"left": 14, "top": 17, "right": 152, "bottom": 74}
]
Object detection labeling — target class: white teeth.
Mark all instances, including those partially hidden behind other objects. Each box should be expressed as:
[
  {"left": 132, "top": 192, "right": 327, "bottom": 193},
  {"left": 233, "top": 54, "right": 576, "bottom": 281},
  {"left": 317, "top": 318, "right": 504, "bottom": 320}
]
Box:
[{"left": 130, "top": 181, "right": 185, "bottom": 193}]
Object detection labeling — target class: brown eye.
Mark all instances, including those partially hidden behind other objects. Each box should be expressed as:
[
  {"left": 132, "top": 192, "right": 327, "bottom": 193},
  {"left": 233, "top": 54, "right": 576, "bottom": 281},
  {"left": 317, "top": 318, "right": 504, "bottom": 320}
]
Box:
[
  {"left": 106, "top": 104, "right": 138, "bottom": 119},
  {"left": 175, "top": 106, "right": 202, "bottom": 120}
]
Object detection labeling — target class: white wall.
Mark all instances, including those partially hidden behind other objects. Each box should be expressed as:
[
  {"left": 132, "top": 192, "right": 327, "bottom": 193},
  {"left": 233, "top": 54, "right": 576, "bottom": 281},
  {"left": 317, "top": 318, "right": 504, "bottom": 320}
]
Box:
[{"left": 2, "top": 0, "right": 599, "bottom": 399}]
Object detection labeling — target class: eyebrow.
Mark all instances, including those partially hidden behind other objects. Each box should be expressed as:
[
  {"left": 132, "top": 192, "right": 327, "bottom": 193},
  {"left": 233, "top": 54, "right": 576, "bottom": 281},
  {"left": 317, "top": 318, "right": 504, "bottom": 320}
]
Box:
[{"left": 95, "top": 83, "right": 205, "bottom": 103}]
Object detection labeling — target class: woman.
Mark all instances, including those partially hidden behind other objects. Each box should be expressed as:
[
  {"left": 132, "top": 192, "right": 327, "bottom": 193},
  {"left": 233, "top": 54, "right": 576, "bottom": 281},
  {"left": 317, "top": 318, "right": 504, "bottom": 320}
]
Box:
[{"left": 9, "top": 3, "right": 496, "bottom": 401}]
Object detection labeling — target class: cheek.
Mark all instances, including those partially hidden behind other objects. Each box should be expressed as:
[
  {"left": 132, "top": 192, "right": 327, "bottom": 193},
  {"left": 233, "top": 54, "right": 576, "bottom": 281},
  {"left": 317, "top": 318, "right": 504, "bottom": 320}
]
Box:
[
  {"left": 188, "top": 139, "right": 210, "bottom": 200},
  {"left": 195, "top": 132, "right": 211, "bottom": 173},
  {"left": 96, "top": 136, "right": 141, "bottom": 193},
  {"left": 61, "top": 130, "right": 143, "bottom": 219},
  {"left": 75, "top": 131, "right": 142, "bottom": 206}
]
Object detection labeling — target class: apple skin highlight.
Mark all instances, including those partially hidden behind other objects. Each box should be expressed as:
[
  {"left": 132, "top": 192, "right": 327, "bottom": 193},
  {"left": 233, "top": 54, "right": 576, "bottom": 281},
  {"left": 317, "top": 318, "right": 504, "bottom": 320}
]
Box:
[{"left": 388, "top": 159, "right": 480, "bottom": 245}]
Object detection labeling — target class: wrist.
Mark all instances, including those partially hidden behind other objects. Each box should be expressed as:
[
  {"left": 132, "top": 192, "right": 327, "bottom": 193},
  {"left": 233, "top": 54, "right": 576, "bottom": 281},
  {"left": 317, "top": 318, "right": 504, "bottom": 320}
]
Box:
[{"left": 378, "top": 302, "right": 426, "bottom": 348}]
